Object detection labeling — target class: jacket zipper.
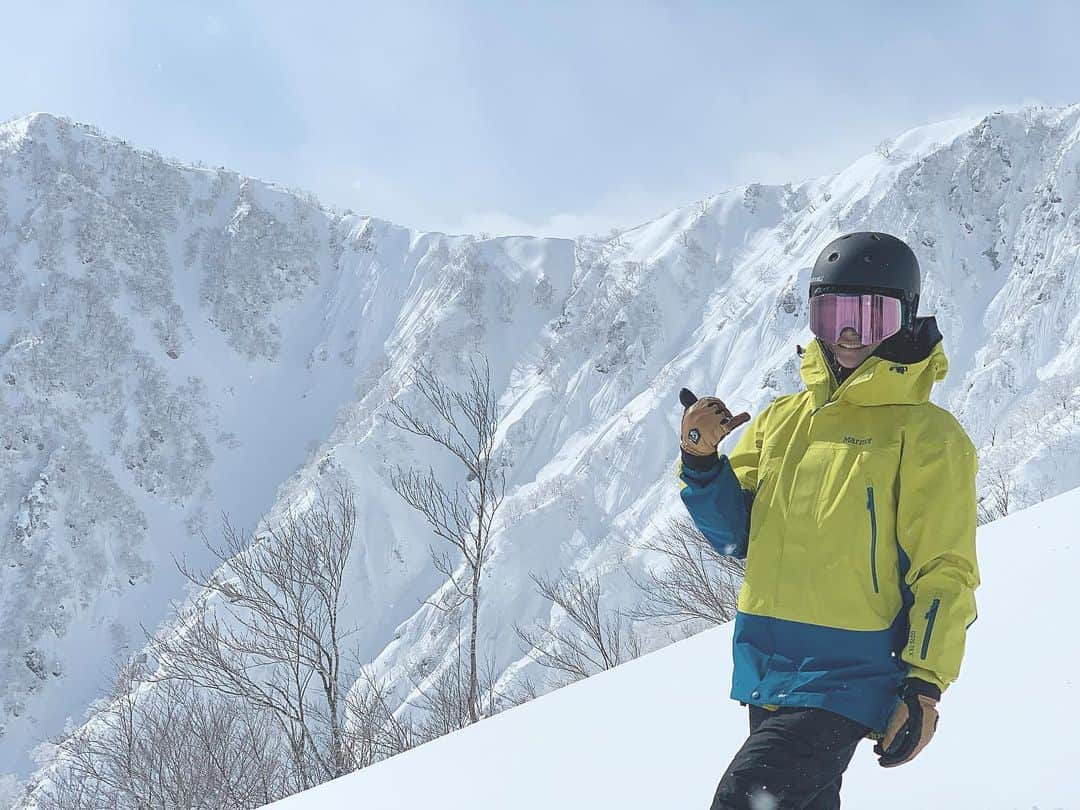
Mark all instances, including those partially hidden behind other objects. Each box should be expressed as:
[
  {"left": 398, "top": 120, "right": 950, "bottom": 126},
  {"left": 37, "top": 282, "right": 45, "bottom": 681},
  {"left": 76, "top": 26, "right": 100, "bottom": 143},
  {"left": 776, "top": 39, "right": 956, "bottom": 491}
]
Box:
[
  {"left": 866, "top": 485, "right": 879, "bottom": 594},
  {"left": 921, "top": 598, "right": 941, "bottom": 660}
]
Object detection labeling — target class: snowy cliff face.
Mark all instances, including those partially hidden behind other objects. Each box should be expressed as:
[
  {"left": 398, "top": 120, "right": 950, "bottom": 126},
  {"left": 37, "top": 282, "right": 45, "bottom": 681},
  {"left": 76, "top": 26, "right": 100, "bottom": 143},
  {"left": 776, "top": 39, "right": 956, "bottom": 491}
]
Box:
[
  {"left": 5, "top": 105, "right": 1080, "bottom": 788},
  {"left": 0, "top": 113, "right": 570, "bottom": 778}
]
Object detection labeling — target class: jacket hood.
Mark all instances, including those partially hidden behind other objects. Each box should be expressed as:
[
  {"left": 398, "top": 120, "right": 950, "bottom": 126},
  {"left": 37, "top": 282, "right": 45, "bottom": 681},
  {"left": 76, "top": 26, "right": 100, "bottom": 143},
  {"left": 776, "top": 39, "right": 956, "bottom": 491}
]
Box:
[{"left": 800, "top": 317, "right": 948, "bottom": 408}]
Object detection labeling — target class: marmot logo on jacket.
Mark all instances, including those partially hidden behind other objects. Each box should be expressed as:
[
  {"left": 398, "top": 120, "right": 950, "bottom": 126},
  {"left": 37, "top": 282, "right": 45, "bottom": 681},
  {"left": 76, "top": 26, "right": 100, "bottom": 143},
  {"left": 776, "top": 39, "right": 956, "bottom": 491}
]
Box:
[{"left": 842, "top": 435, "right": 872, "bottom": 446}]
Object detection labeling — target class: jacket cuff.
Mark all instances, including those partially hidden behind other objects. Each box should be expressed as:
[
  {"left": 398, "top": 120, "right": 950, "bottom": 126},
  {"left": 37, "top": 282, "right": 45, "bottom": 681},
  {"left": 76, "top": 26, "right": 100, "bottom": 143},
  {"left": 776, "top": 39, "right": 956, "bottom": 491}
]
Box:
[
  {"left": 905, "top": 664, "right": 948, "bottom": 693},
  {"left": 680, "top": 448, "right": 722, "bottom": 472},
  {"left": 902, "top": 677, "right": 942, "bottom": 702}
]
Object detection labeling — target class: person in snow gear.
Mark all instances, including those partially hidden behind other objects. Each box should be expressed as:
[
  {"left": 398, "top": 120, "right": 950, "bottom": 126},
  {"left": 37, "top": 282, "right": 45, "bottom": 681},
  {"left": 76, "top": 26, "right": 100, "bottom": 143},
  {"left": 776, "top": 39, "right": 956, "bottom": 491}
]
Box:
[{"left": 677, "top": 232, "right": 979, "bottom": 809}]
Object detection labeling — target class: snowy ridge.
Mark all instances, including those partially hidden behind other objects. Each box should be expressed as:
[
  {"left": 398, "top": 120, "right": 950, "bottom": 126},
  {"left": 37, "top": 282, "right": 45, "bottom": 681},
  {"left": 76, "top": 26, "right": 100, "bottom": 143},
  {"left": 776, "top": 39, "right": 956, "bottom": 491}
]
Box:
[
  {"left": 268, "top": 486, "right": 1080, "bottom": 810},
  {"left": 0, "top": 113, "right": 568, "bottom": 780},
  {"left": 5, "top": 105, "right": 1080, "bottom": 801}
]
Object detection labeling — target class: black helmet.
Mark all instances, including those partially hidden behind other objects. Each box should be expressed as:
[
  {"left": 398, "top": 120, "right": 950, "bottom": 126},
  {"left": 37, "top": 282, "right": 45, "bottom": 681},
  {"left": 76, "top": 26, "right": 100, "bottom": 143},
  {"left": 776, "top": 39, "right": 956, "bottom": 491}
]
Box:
[{"left": 809, "top": 232, "right": 921, "bottom": 330}]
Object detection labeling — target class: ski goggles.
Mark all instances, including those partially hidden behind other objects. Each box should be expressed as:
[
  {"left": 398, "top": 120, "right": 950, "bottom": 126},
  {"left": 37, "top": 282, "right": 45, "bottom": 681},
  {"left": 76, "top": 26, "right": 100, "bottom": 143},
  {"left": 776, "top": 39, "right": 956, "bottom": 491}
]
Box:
[{"left": 808, "top": 292, "right": 902, "bottom": 345}]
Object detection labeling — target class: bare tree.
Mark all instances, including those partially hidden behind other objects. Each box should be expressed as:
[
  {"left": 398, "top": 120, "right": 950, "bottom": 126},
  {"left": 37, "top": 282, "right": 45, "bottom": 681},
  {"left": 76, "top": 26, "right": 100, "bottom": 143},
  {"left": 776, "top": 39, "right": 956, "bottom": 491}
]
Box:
[
  {"left": 408, "top": 646, "right": 476, "bottom": 740},
  {"left": 385, "top": 355, "right": 506, "bottom": 724},
  {"left": 976, "top": 444, "right": 1038, "bottom": 526},
  {"left": 147, "top": 480, "right": 358, "bottom": 790},
  {"left": 628, "top": 516, "right": 744, "bottom": 628},
  {"left": 1044, "top": 374, "right": 1077, "bottom": 411},
  {"left": 515, "top": 569, "right": 641, "bottom": 683},
  {"left": 977, "top": 464, "right": 1016, "bottom": 525},
  {"left": 406, "top": 641, "right": 512, "bottom": 741},
  {"left": 605, "top": 228, "right": 626, "bottom": 249},
  {"left": 500, "top": 674, "right": 541, "bottom": 709},
  {"left": 33, "top": 659, "right": 290, "bottom": 810},
  {"left": 342, "top": 667, "right": 417, "bottom": 768},
  {"left": 32, "top": 481, "right": 436, "bottom": 808}
]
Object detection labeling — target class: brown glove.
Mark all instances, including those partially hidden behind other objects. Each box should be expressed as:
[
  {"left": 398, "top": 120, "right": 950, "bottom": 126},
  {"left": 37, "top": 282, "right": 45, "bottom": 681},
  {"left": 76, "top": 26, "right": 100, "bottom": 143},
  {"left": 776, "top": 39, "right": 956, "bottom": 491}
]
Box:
[
  {"left": 679, "top": 388, "right": 751, "bottom": 457},
  {"left": 875, "top": 679, "right": 941, "bottom": 768}
]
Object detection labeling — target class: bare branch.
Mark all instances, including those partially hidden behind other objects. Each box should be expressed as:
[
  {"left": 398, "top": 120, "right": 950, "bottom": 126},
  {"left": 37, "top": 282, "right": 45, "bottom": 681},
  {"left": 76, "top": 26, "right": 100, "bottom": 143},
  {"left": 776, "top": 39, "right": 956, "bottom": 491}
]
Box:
[
  {"left": 146, "top": 480, "right": 360, "bottom": 789},
  {"left": 34, "top": 659, "right": 292, "bottom": 810},
  {"left": 516, "top": 568, "right": 641, "bottom": 682},
  {"left": 384, "top": 353, "right": 505, "bottom": 725},
  {"left": 628, "top": 517, "right": 743, "bottom": 627}
]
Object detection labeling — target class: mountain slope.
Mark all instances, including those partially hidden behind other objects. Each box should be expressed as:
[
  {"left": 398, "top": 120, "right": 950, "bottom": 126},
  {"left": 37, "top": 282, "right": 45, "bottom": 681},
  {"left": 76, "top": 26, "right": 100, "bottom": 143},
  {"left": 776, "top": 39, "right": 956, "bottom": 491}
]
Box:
[
  {"left": 269, "top": 486, "right": 1079, "bottom": 810},
  {"left": 0, "top": 113, "right": 570, "bottom": 777},
  {"left": 333, "top": 104, "right": 1080, "bottom": 742},
  {"left": 6, "top": 104, "right": 1080, "bottom": 797}
]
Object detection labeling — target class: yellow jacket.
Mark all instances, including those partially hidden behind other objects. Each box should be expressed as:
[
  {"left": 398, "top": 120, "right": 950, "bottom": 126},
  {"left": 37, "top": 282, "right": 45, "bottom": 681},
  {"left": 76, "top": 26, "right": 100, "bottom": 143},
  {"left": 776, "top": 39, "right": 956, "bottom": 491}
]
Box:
[{"left": 678, "top": 329, "right": 979, "bottom": 731}]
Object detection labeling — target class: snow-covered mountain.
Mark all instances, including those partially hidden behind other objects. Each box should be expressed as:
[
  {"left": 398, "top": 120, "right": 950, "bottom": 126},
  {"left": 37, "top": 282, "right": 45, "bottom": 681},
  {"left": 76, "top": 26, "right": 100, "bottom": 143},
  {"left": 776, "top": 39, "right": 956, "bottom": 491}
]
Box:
[
  {"left": 0, "top": 112, "right": 570, "bottom": 780},
  {"left": 4, "top": 104, "right": 1080, "bottom": 800},
  {"left": 266, "top": 485, "right": 1079, "bottom": 810}
]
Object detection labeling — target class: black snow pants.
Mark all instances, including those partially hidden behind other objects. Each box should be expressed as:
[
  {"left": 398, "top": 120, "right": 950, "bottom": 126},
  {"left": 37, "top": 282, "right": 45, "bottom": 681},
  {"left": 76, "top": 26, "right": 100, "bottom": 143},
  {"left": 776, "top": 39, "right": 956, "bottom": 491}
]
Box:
[{"left": 709, "top": 705, "right": 869, "bottom": 810}]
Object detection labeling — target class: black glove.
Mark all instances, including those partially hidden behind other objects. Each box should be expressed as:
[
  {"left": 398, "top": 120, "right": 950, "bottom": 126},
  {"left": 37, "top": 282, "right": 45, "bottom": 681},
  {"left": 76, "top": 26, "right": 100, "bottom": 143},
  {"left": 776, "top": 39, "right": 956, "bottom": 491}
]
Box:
[{"left": 875, "top": 678, "right": 941, "bottom": 768}]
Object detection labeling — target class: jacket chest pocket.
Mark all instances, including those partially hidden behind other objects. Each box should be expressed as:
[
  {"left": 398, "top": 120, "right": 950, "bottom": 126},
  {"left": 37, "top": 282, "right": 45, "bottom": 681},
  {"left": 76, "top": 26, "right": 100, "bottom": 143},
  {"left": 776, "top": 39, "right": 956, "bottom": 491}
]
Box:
[
  {"left": 787, "top": 443, "right": 902, "bottom": 622},
  {"left": 791, "top": 443, "right": 900, "bottom": 558},
  {"left": 791, "top": 442, "right": 898, "bottom": 508}
]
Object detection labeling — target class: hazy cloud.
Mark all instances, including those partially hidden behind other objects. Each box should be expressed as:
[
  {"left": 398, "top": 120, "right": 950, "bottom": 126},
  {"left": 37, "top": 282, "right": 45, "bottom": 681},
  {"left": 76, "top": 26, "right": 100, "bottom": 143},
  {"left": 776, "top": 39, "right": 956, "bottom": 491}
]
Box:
[{"left": 2, "top": 2, "right": 1078, "bottom": 235}]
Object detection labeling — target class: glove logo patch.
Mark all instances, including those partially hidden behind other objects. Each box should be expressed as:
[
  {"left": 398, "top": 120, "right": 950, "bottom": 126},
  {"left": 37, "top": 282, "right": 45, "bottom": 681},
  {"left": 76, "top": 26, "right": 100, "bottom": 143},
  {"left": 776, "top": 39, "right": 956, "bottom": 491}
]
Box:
[{"left": 688, "top": 428, "right": 701, "bottom": 445}]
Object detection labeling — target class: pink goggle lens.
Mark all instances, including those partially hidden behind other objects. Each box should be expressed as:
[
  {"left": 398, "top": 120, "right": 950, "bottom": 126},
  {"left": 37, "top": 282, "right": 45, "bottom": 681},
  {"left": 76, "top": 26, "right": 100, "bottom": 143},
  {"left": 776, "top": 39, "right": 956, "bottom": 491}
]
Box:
[{"left": 809, "top": 293, "right": 902, "bottom": 345}]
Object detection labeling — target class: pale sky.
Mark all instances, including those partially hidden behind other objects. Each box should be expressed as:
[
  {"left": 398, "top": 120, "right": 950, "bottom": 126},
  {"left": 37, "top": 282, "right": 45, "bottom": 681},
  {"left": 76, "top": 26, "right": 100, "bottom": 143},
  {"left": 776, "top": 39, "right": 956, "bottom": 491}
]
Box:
[{"left": 1, "top": 1, "right": 1075, "bottom": 236}]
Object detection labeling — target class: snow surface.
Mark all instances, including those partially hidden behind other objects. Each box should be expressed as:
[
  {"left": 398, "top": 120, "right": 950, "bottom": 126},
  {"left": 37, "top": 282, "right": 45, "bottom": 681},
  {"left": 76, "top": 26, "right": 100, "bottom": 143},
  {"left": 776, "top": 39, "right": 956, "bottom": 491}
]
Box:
[
  {"left": 270, "top": 487, "right": 1079, "bottom": 810},
  {"left": 7, "top": 104, "right": 1080, "bottom": 804}
]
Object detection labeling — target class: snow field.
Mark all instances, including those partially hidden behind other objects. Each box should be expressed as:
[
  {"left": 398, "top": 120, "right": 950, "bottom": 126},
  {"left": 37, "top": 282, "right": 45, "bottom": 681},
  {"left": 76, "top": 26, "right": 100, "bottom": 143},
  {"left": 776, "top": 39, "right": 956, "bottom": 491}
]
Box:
[{"left": 271, "top": 486, "right": 1079, "bottom": 810}]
